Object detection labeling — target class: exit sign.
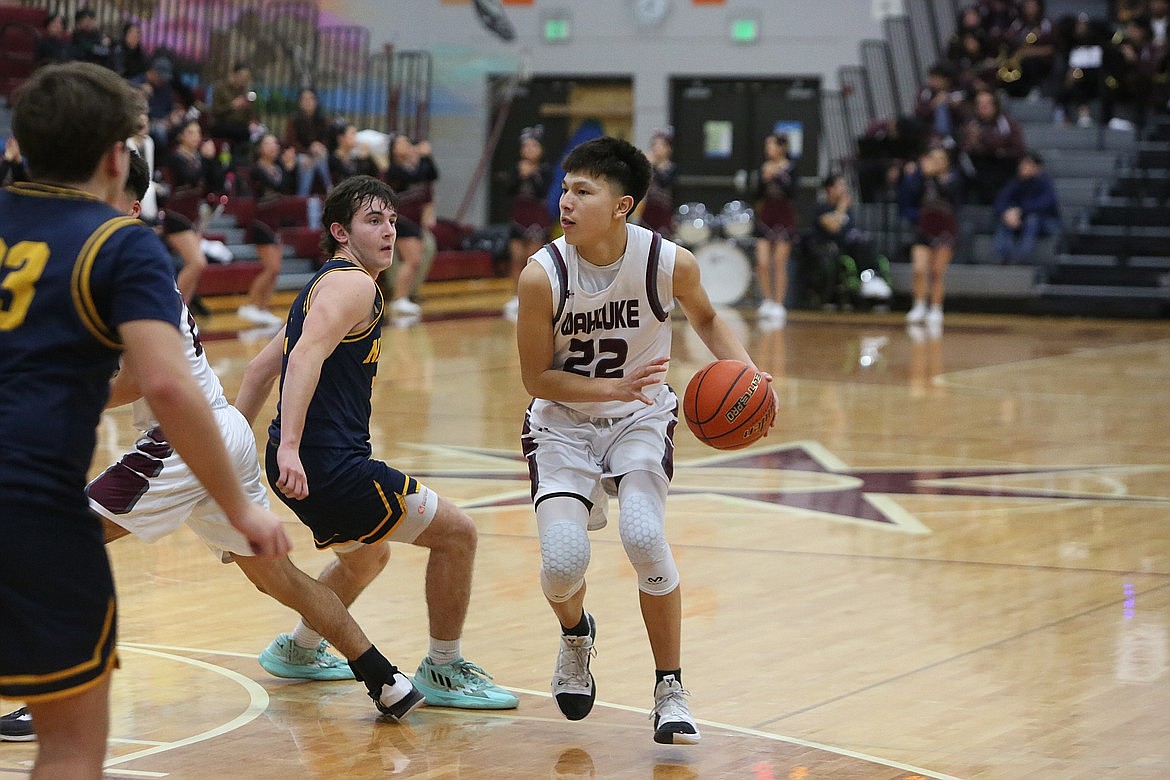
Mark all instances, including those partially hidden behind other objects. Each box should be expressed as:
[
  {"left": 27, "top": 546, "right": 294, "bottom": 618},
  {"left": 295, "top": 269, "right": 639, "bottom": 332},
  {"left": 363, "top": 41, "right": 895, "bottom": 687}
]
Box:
[
  {"left": 544, "top": 17, "right": 570, "bottom": 42},
  {"left": 730, "top": 17, "right": 758, "bottom": 43}
]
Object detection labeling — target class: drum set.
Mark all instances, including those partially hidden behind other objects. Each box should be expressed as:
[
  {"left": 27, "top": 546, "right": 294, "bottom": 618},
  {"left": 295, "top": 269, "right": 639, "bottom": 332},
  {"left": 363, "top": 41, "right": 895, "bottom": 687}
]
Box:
[{"left": 672, "top": 200, "right": 755, "bottom": 305}]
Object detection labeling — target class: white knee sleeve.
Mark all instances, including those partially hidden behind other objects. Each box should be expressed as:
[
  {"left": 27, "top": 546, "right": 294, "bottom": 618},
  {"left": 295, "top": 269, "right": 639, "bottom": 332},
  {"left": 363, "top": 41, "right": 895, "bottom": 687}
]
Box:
[
  {"left": 537, "top": 496, "right": 591, "bottom": 603},
  {"left": 618, "top": 472, "right": 679, "bottom": 596}
]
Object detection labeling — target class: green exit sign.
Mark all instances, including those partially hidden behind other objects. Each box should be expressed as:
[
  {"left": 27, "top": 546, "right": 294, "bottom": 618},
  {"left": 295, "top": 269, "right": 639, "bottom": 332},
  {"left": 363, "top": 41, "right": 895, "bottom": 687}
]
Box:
[
  {"left": 544, "top": 18, "right": 570, "bottom": 42},
  {"left": 730, "top": 18, "right": 758, "bottom": 43}
]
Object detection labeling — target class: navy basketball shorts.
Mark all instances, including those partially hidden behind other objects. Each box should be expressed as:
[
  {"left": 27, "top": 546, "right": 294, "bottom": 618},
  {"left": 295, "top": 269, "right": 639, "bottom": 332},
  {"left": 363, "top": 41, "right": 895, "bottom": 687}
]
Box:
[
  {"left": 0, "top": 497, "right": 118, "bottom": 702},
  {"left": 265, "top": 442, "right": 435, "bottom": 550}
]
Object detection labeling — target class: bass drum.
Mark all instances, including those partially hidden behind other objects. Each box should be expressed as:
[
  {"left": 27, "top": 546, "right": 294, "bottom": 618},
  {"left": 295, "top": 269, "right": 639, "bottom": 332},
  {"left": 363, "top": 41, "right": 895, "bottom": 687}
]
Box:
[{"left": 692, "top": 240, "right": 752, "bottom": 305}]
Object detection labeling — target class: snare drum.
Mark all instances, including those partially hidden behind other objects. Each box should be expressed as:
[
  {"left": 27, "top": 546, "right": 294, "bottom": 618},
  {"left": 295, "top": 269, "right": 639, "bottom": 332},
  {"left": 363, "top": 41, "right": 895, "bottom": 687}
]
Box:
[
  {"left": 673, "top": 202, "right": 716, "bottom": 246},
  {"left": 719, "top": 200, "right": 756, "bottom": 241},
  {"left": 693, "top": 240, "right": 752, "bottom": 305}
]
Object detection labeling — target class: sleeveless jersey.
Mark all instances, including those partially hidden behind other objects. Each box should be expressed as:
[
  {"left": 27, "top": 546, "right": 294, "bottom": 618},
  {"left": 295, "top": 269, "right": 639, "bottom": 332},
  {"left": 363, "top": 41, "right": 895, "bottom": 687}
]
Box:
[
  {"left": 131, "top": 298, "right": 225, "bottom": 430},
  {"left": 530, "top": 223, "right": 675, "bottom": 419},
  {"left": 0, "top": 181, "right": 181, "bottom": 504},
  {"left": 269, "top": 258, "right": 383, "bottom": 452}
]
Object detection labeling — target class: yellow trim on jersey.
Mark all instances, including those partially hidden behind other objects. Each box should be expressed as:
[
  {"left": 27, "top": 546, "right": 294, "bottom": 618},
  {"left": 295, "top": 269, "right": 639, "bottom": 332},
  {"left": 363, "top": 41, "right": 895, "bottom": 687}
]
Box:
[
  {"left": 71, "top": 216, "right": 141, "bottom": 349},
  {"left": 0, "top": 597, "right": 117, "bottom": 690},
  {"left": 303, "top": 264, "right": 382, "bottom": 344},
  {"left": 6, "top": 182, "right": 105, "bottom": 202}
]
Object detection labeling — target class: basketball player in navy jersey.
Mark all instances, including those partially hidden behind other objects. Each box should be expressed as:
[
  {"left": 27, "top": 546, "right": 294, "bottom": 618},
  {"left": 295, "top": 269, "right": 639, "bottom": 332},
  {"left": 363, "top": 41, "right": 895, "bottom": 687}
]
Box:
[
  {"left": 235, "top": 175, "right": 517, "bottom": 716},
  {"left": 516, "top": 136, "right": 777, "bottom": 744},
  {"left": 0, "top": 62, "right": 291, "bottom": 779}
]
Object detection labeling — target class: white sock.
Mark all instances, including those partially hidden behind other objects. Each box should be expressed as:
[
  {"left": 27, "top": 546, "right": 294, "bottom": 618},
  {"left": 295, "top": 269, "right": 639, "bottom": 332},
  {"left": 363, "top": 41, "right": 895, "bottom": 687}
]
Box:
[
  {"left": 291, "top": 620, "right": 324, "bottom": 650},
  {"left": 427, "top": 637, "right": 461, "bottom": 666}
]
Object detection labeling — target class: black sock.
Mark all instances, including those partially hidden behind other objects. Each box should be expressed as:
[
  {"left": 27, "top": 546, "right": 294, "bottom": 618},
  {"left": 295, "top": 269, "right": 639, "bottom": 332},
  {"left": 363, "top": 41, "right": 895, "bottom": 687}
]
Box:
[
  {"left": 562, "top": 612, "right": 590, "bottom": 637},
  {"left": 348, "top": 646, "right": 399, "bottom": 694},
  {"left": 656, "top": 668, "right": 682, "bottom": 686}
]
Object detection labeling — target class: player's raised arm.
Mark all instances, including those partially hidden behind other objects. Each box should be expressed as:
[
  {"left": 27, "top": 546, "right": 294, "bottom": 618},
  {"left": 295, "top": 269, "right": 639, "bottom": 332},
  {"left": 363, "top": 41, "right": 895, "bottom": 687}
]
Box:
[{"left": 276, "top": 269, "right": 376, "bottom": 499}]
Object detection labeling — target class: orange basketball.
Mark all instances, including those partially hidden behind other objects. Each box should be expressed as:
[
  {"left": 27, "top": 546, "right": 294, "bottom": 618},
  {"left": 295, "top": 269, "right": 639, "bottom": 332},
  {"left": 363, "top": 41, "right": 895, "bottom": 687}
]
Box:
[{"left": 683, "top": 359, "right": 775, "bottom": 450}]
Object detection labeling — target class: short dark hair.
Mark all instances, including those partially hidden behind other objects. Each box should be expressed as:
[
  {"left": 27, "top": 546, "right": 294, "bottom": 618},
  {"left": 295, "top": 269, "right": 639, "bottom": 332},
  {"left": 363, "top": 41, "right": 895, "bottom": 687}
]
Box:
[
  {"left": 124, "top": 151, "right": 150, "bottom": 201},
  {"left": 319, "top": 175, "right": 399, "bottom": 256},
  {"left": 561, "top": 136, "right": 652, "bottom": 212},
  {"left": 1021, "top": 149, "right": 1044, "bottom": 166},
  {"left": 822, "top": 172, "right": 843, "bottom": 191},
  {"left": 13, "top": 62, "right": 144, "bottom": 183}
]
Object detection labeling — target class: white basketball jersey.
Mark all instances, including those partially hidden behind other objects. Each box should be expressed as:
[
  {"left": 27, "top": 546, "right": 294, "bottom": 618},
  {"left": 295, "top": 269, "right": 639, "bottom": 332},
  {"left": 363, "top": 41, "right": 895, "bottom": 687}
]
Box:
[
  {"left": 131, "top": 298, "right": 226, "bottom": 430},
  {"left": 531, "top": 223, "right": 676, "bottom": 418}
]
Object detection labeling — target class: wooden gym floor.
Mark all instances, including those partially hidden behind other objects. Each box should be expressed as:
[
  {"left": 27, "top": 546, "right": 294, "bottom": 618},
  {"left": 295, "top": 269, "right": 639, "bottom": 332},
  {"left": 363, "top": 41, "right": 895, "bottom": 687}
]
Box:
[{"left": 3, "top": 284, "right": 1168, "bottom": 779}]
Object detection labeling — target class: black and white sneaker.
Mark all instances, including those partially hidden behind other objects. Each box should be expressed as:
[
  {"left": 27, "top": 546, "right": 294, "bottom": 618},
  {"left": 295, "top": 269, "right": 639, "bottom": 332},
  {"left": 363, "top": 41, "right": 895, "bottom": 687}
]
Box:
[
  {"left": 0, "top": 708, "right": 35, "bottom": 742},
  {"left": 371, "top": 672, "right": 426, "bottom": 721},
  {"left": 651, "top": 675, "right": 700, "bottom": 744},
  {"left": 551, "top": 612, "right": 596, "bottom": 721}
]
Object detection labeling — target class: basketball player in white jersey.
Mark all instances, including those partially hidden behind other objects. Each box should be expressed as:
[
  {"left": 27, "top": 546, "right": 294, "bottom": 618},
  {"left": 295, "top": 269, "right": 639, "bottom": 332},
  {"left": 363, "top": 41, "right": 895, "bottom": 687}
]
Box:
[{"left": 515, "top": 136, "right": 777, "bottom": 744}]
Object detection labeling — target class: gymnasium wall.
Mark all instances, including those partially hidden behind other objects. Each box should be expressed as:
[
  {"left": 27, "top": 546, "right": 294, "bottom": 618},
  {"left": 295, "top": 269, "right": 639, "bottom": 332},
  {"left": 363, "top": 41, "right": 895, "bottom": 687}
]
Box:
[{"left": 323, "top": 0, "right": 894, "bottom": 224}]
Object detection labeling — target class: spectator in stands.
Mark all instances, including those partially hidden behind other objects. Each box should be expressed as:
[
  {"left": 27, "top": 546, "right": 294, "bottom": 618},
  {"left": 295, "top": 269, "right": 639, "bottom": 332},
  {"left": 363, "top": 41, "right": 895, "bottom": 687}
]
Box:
[
  {"left": 946, "top": 28, "right": 999, "bottom": 93},
  {"left": 856, "top": 116, "right": 926, "bottom": 202},
  {"left": 806, "top": 173, "right": 893, "bottom": 306},
  {"left": 1150, "top": 0, "right": 1169, "bottom": 52},
  {"left": 1113, "top": 0, "right": 1148, "bottom": 25},
  {"left": 283, "top": 87, "right": 333, "bottom": 197},
  {"left": 979, "top": 0, "right": 1017, "bottom": 47},
  {"left": 112, "top": 22, "right": 149, "bottom": 80},
  {"left": 998, "top": 0, "right": 1057, "bottom": 99},
  {"left": 209, "top": 63, "right": 259, "bottom": 158},
  {"left": 1055, "top": 13, "right": 1110, "bottom": 128},
  {"left": 1, "top": 137, "right": 28, "bottom": 186},
  {"left": 501, "top": 125, "right": 554, "bottom": 320},
  {"left": 754, "top": 132, "right": 799, "bottom": 327},
  {"left": 898, "top": 147, "right": 961, "bottom": 327},
  {"left": 381, "top": 133, "right": 437, "bottom": 320},
  {"left": 1103, "top": 16, "right": 1159, "bottom": 130},
  {"left": 68, "top": 8, "right": 112, "bottom": 68},
  {"left": 914, "top": 64, "right": 964, "bottom": 147},
  {"left": 634, "top": 127, "right": 677, "bottom": 235},
  {"left": 329, "top": 122, "right": 384, "bottom": 182},
  {"left": 167, "top": 118, "right": 227, "bottom": 195},
  {"left": 992, "top": 150, "right": 1062, "bottom": 264},
  {"left": 960, "top": 87, "right": 1026, "bottom": 203},
  {"left": 132, "top": 56, "right": 190, "bottom": 151},
  {"left": 249, "top": 132, "right": 297, "bottom": 198},
  {"left": 33, "top": 12, "right": 70, "bottom": 69}
]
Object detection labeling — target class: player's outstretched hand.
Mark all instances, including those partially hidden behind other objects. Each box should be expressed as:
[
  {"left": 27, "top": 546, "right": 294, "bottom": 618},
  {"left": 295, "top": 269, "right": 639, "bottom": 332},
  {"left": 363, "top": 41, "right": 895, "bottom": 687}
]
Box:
[
  {"left": 616, "top": 356, "right": 670, "bottom": 405},
  {"left": 232, "top": 505, "right": 292, "bottom": 558}
]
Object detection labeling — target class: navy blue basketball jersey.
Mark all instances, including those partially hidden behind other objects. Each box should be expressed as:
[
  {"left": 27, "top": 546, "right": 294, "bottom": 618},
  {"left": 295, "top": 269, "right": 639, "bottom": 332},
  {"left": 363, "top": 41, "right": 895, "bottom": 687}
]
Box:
[
  {"left": 0, "top": 182, "right": 181, "bottom": 505},
  {"left": 269, "top": 258, "right": 384, "bottom": 453}
]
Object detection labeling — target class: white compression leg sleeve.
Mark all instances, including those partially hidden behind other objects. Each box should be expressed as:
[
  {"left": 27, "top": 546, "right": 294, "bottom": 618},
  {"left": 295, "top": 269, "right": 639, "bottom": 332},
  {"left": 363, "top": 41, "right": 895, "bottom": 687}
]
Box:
[
  {"left": 536, "top": 495, "right": 591, "bottom": 603},
  {"left": 617, "top": 470, "right": 679, "bottom": 596}
]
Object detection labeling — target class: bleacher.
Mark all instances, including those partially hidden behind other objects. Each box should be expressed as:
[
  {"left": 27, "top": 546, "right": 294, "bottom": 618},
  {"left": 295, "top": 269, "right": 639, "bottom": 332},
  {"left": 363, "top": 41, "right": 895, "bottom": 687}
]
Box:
[
  {"left": 821, "top": 0, "right": 1170, "bottom": 317},
  {"left": 1, "top": 0, "right": 503, "bottom": 303}
]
